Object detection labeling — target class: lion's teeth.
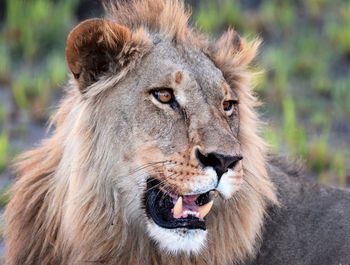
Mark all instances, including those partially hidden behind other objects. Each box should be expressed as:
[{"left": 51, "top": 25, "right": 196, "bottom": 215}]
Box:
[
  {"left": 173, "top": 196, "right": 183, "bottom": 216},
  {"left": 198, "top": 200, "right": 214, "bottom": 218}
]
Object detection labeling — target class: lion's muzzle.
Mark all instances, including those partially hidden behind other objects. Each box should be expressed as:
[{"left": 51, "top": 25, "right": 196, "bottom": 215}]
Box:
[{"left": 144, "top": 178, "right": 215, "bottom": 230}]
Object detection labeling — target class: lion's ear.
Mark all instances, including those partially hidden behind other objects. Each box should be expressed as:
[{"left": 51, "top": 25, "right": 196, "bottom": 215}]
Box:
[
  {"left": 212, "top": 29, "right": 260, "bottom": 68},
  {"left": 65, "top": 18, "right": 131, "bottom": 93}
]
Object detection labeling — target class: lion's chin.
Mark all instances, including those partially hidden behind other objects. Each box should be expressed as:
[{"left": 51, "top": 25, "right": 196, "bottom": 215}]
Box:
[{"left": 147, "top": 221, "right": 208, "bottom": 255}]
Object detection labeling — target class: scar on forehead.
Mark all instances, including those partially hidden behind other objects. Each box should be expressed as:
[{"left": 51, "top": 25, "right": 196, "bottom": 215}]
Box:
[
  {"left": 175, "top": 71, "right": 183, "bottom": 85},
  {"left": 220, "top": 81, "right": 230, "bottom": 96}
]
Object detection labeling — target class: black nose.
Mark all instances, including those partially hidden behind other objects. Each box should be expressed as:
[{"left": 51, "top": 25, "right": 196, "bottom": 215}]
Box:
[{"left": 196, "top": 149, "right": 243, "bottom": 180}]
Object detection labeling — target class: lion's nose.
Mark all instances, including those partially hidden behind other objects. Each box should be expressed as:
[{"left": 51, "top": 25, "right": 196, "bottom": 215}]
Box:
[{"left": 195, "top": 149, "right": 243, "bottom": 180}]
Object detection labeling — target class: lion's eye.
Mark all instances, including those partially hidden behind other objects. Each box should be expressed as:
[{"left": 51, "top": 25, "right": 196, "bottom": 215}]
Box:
[
  {"left": 223, "top": 100, "right": 237, "bottom": 111},
  {"left": 223, "top": 100, "right": 239, "bottom": 114},
  {"left": 150, "top": 88, "right": 179, "bottom": 109},
  {"left": 223, "top": 101, "right": 232, "bottom": 111},
  {"left": 152, "top": 89, "right": 173, "bottom": 103}
]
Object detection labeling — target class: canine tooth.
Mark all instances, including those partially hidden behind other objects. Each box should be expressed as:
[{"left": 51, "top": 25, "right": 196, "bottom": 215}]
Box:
[
  {"left": 173, "top": 196, "right": 183, "bottom": 216},
  {"left": 198, "top": 200, "right": 214, "bottom": 218}
]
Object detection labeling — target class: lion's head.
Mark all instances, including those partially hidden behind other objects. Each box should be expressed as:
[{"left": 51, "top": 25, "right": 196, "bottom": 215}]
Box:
[{"left": 5, "top": 1, "right": 278, "bottom": 264}]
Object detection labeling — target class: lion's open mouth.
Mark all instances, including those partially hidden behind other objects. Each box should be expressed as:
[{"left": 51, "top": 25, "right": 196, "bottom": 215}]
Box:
[{"left": 144, "top": 178, "right": 214, "bottom": 230}]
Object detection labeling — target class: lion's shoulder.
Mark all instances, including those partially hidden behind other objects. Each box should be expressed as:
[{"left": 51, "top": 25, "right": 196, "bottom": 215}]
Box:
[{"left": 252, "top": 155, "right": 350, "bottom": 265}]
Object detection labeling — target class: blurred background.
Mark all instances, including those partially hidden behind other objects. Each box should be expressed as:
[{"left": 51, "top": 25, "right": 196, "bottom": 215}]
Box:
[{"left": 0, "top": 0, "right": 349, "bottom": 246}]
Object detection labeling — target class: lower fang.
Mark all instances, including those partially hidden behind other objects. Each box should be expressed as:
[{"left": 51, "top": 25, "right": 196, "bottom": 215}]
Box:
[{"left": 198, "top": 200, "right": 214, "bottom": 218}]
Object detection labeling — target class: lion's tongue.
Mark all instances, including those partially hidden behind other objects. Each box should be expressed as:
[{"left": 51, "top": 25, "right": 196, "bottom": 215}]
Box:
[{"left": 171, "top": 195, "right": 213, "bottom": 219}]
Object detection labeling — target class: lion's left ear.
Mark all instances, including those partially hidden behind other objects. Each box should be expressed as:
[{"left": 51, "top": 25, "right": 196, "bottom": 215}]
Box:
[{"left": 65, "top": 18, "right": 131, "bottom": 93}]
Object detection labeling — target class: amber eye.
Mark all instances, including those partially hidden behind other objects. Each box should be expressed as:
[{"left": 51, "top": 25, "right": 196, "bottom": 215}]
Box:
[
  {"left": 223, "top": 101, "right": 232, "bottom": 111},
  {"left": 150, "top": 88, "right": 179, "bottom": 109},
  {"left": 223, "top": 100, "right": 238, "bottom": 112},
  {"left": 153, "top": 89, "right": 173, "bottom": 103}
]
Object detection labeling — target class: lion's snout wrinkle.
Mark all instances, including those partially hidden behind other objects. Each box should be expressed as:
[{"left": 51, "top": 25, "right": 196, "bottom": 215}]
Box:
[{"left": 195, "top": 149, "right": 242, "bottom": 180}]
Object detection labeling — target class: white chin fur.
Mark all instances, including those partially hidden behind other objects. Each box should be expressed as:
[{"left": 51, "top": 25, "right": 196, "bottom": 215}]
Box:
[{"left": 147, "top": 222, "right": 207, "bottom": 255}]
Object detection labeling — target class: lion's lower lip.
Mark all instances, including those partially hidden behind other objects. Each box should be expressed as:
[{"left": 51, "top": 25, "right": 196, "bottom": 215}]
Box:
[{"left": 144, "top": 178, "right": 212, "bottom": 230}]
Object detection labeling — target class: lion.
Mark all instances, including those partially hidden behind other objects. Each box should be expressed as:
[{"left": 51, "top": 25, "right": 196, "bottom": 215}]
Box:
[{"left": 4, "top": 0, "right": 350, "bottom": 264}]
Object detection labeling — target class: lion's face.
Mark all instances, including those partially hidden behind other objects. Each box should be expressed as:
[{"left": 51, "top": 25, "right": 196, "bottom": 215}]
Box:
[
  {"left": 96, "top": 41, "right": 243, "bottom": 254},
  {"left": 5, "top": 3, "right": 278, "bottom": 264}
]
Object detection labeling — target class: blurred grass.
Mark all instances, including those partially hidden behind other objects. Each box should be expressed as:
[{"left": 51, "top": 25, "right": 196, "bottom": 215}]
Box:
[
  {"left": 0, "top": 133, "right": 8, "bottom": 171},
  {"left": 0, "top": 186, "right": 10, "bottom": 208},
  {"left": 3, "top": 0, "right": 78, "bottom": 118},
  {"left": 0, "top": 0, "right": 349, "bottom": 187},
  {"left": 0, "top": 0, "right": 80, "bottom": 175}
]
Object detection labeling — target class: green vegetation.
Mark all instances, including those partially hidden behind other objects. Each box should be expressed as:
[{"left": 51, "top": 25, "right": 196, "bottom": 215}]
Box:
[
  {"left": 1, "top": 0, "right": 76, "bottom": 115},
  {"left": 0, "top": 133, "right": 9, "bottom": 171},
  {"left": 3, "top": 0, "right": 78, "bottom": 116},
  {"left": 0, "top": 0, "right": 349, "bottom": 187},
  {"left": 195, "top": 0, "right": 350, "bottom": 186},
  {"left": 0, "top": 0, "right": 79, "bottom": 174},
  {"left": 0, "top": 186, "right": 10, "bottom": 208}
]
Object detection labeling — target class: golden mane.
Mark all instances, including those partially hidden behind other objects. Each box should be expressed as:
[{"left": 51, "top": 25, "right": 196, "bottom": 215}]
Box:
[
  {"left": 4, "top": 1, "right": 278, "bottom": 264},
  {"left": 106, "top": 0, "right": 191, "bottom": 42}
]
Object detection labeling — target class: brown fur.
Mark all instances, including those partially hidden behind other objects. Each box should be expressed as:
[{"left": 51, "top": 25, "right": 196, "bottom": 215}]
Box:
[
  {"left": 4, "top": 1, "right": 278, "bottom": 264},
  {"left": 175, "top": 71, "right": 183, "bottom": 85},
  {"left": 66, "top": 18, "right": 131, "bottom": 90}
]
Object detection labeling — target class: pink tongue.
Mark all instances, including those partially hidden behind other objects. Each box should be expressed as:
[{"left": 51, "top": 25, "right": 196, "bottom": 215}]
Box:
[
  {"left": 171, "top": 194, "right": 200, "bottom": 218},
  {"left": 183, "top": 194, "right": 199, "bottom": 204},
  {"left": 168, "top": 193, "right": 200, "bottom": 203}
]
